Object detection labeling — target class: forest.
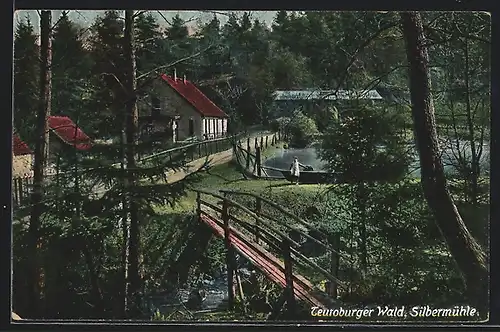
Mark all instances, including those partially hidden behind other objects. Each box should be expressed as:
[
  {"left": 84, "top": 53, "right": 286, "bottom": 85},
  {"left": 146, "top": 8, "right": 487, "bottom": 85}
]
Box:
[{"left": 12, "top": 10, "right": 490, "bottom": 321}]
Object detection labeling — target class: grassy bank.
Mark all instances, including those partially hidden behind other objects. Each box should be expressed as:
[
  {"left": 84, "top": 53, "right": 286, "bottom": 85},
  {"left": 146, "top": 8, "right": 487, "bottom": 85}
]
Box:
[{"left": 157, "top": 161, "right": 324, "bottom": 213}]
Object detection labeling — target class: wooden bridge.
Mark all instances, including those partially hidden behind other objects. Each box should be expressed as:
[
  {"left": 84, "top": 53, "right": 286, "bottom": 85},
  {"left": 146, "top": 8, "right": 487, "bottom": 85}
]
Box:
[{"left": 193, "top": 188, "right": 351, "bottom": 316}]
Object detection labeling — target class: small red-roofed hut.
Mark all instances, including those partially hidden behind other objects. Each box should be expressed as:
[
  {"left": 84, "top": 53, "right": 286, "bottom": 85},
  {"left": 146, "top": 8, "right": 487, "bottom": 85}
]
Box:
[{"left": 47, "top": 116, "right": 92, "bottom": 155}]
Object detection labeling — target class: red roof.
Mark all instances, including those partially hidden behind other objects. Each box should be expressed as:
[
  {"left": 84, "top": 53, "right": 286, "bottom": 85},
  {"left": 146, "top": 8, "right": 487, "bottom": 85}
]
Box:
[
  {"left": 13, "top": 134, "right": 32, "bottom": 156},
  {"left": 160, "top": 74, "right": 228, "bottom": 118},
  {"left": 48, "top": 116, "right": 92, "bottom": 150}
]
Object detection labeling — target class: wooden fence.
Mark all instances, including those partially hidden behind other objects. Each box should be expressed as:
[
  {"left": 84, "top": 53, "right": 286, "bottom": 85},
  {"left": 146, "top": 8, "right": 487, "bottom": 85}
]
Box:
[
  {"left": 139, "top": 134, "right": 238, "bottom": 166},
  {"left": 233, "top": 131, "right": 286, "bottom": 177},
  {"left": 11, "top": 131, "right": 281, "bottom": 208},
  {"left": 12, "top": 176, "right": 33, "bottom": 207}
]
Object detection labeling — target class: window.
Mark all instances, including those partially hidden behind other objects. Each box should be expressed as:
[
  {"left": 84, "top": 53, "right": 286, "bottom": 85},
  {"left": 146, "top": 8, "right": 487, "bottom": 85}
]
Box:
[
  {"left": 204, "top": 118, "right": 208, "bottom": 140},
  {"left": 152, "top": 96, "right": 161, "bottom": 117},
  {"left": 189, "top": 118, "right": 195, "bottom": 137}
]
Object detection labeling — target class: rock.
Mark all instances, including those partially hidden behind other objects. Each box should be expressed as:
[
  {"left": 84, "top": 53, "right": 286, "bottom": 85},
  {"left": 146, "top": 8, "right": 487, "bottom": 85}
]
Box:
[
  {"left": 300, "top": 229, "right": 328, "bottom": 257},
  {"left": 185, "top": 289, "right": 207, "bottom": 310},
  {"left": 249, "top": 298, "right": 273, "bottom": 313},
  {"left": 304, "top": 206, "right": 321, "bottom": 218},
  {"left": 202, "top": 279, "right": 214, "bottom": 286},
  {"left": 288, "top": 229, "right": 302, "bottom": 243}
]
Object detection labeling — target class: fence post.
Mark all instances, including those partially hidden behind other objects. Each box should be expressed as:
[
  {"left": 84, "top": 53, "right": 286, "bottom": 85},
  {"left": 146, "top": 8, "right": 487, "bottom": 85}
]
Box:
[
  {"left": 254, "top": 137, "right": 258, "bottom": 150},
  {"left": 222, "top": 198, "right": 235, "bottom": 310},
  {"left": 196, "top": 191, "right": 201, "bottom": 218},
  {"left": 19, "top": 179, "right": 24, "bottom": 204},
  {"left": 260, "top": 136, "right": 264, "bottom": 150},
  {"left": 256, "top": 145, "right": 262, "bottom": 177},
  {"left": 246, "top": 138, "right": 251, "bottom": 169},
  {"left": 327, "top": 233, "right": 341, "bottom": 299},
  {"left": 281, "top": 238, "right": 296, "bottom": 317},
  {"left": 13, "top": 179, "right": 19, "bottom": 207},
  {"left": 265, "top": 136, "right": 268, "bottom": 148},
  {"left": 254, "top": 197, "right": 262, "bottom": 243}
]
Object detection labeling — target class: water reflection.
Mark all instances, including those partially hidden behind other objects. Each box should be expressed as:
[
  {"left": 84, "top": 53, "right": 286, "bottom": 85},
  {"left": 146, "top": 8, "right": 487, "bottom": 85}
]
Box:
[{"left": 263, "top": 141, "right": 490, "bottom": 179}]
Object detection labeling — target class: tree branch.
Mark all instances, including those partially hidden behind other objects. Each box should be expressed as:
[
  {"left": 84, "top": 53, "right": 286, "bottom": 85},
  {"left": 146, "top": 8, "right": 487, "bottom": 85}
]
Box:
[
  {"left": 132, "top": 10, "right": 149, "bottom": 19},
  {"left": 200, "top": 10, "right": 231, "bottom": 17},
  {"left": 156, "top": 11, "right": 172, "bottom": 26},
  {"left": 50, "top": 11, "right": 68, "bottom": 31},
  {"left": 323, "top": 21, "right": 399, "bottom": 99},
  {"left": 136, "top": 44, "right": 213, "bottom": 82},
  {"left": 100, "top": 73, "right": 127, "bottom": 93}
]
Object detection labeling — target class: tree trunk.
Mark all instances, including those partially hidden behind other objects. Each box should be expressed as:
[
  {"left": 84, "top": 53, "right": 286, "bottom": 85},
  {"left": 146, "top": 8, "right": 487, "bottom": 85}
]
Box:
[
  {"left": 463, "top": 37, "right": 479, "bottom": 204},
  {"left": 27, "top": 10, "right": 52, "bottom": 317},
  {"left": 400, "top": 12, "right": 488, "bottom": 313},
  {"left": 120, "top": 129, "right": 130, "bottom": 317},
  {"left": 82, "top": 245, "right": 104, "bottom": 316},
  {"left": 356, "top": 183, "right": 368, "bottom": 273},
  {"left": 124, "top": 10, "right": 141, "bottom": 316}
]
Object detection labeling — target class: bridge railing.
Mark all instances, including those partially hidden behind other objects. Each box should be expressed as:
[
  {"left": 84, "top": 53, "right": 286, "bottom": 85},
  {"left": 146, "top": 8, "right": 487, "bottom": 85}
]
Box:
[
  {"left": 219, "top": 190, "right": 353, "bottom": 292},
  {"left": 193, "top": 188, "right": 351, "bottom": 313}
]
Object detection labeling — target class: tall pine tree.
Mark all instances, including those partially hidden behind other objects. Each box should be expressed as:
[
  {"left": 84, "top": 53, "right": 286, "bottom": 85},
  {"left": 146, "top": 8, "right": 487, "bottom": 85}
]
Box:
[
  {"left": 134, "top": 12, "right": 163, "bottom": 74},
  {"left": 52, "top": 11, "right": 93, "bottom": 130},
  {"left": 13, "top": 16, "right": 39, "bottom": 144},
  {"left": 88, "top": 10, "right": 126, "bottom": 138}
]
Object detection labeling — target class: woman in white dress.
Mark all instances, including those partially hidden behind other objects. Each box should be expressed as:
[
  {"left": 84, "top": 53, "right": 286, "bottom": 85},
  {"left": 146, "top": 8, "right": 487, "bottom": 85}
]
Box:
[{"left": 290, "top": 156, "right": 306, "bottom": 185}]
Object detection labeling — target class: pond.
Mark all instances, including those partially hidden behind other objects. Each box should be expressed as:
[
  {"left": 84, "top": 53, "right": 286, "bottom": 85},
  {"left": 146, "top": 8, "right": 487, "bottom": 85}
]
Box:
[{"left": 263, "top": 140, "right": 490, "bottom": 179}]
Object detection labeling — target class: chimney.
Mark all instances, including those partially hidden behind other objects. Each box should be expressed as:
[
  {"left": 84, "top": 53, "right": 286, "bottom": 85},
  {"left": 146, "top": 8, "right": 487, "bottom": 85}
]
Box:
[
  {"left": 183, "top": 74, "right": 186, "bottom": 84},
  {"left": 174, "top": 68, "right": 177, "bottom": 81}
]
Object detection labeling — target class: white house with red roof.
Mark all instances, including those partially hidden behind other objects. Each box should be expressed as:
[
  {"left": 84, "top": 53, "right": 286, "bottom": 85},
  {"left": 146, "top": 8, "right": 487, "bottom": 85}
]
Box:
[{"left": 139, "top": 71, "right": 229, "bottom": 142}]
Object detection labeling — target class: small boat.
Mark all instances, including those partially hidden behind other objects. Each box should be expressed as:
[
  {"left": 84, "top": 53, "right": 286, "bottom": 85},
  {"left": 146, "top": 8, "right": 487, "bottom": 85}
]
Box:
[{"left": 261, "top": 166, "right": 337, "bottom": 184}]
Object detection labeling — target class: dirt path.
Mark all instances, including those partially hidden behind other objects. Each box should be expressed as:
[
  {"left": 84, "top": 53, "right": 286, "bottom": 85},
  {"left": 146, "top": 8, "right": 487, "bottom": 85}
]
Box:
[
  {"left": 166, "top": 132, "right": 279, "bottom": 184},
  {"left": 165, "top": 149, "right": 234, "bottom": 183}
]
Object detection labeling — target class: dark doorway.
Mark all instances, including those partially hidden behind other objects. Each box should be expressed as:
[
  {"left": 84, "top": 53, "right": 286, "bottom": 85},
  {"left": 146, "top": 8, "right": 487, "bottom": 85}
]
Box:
[{"left": 188, "top": 118, "right": 194, "bottom": 137}]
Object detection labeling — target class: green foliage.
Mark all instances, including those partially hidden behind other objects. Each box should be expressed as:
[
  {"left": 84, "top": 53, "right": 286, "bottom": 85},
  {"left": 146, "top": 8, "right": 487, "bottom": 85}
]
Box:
[
  {"left": 318, "top": 105, "right": 411, "bottom": 183},
  {"left": 286, "top": 111, "right": 319, "bottom": 148},
  {"left": 134, "top": 13, "right": 164, "bottom": 73},
  {"left": 167, "top": 15, "right": 189, "bottom": 40},
  {"left": 317, "top": 181, "right": 466, "bottom": 305}
]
